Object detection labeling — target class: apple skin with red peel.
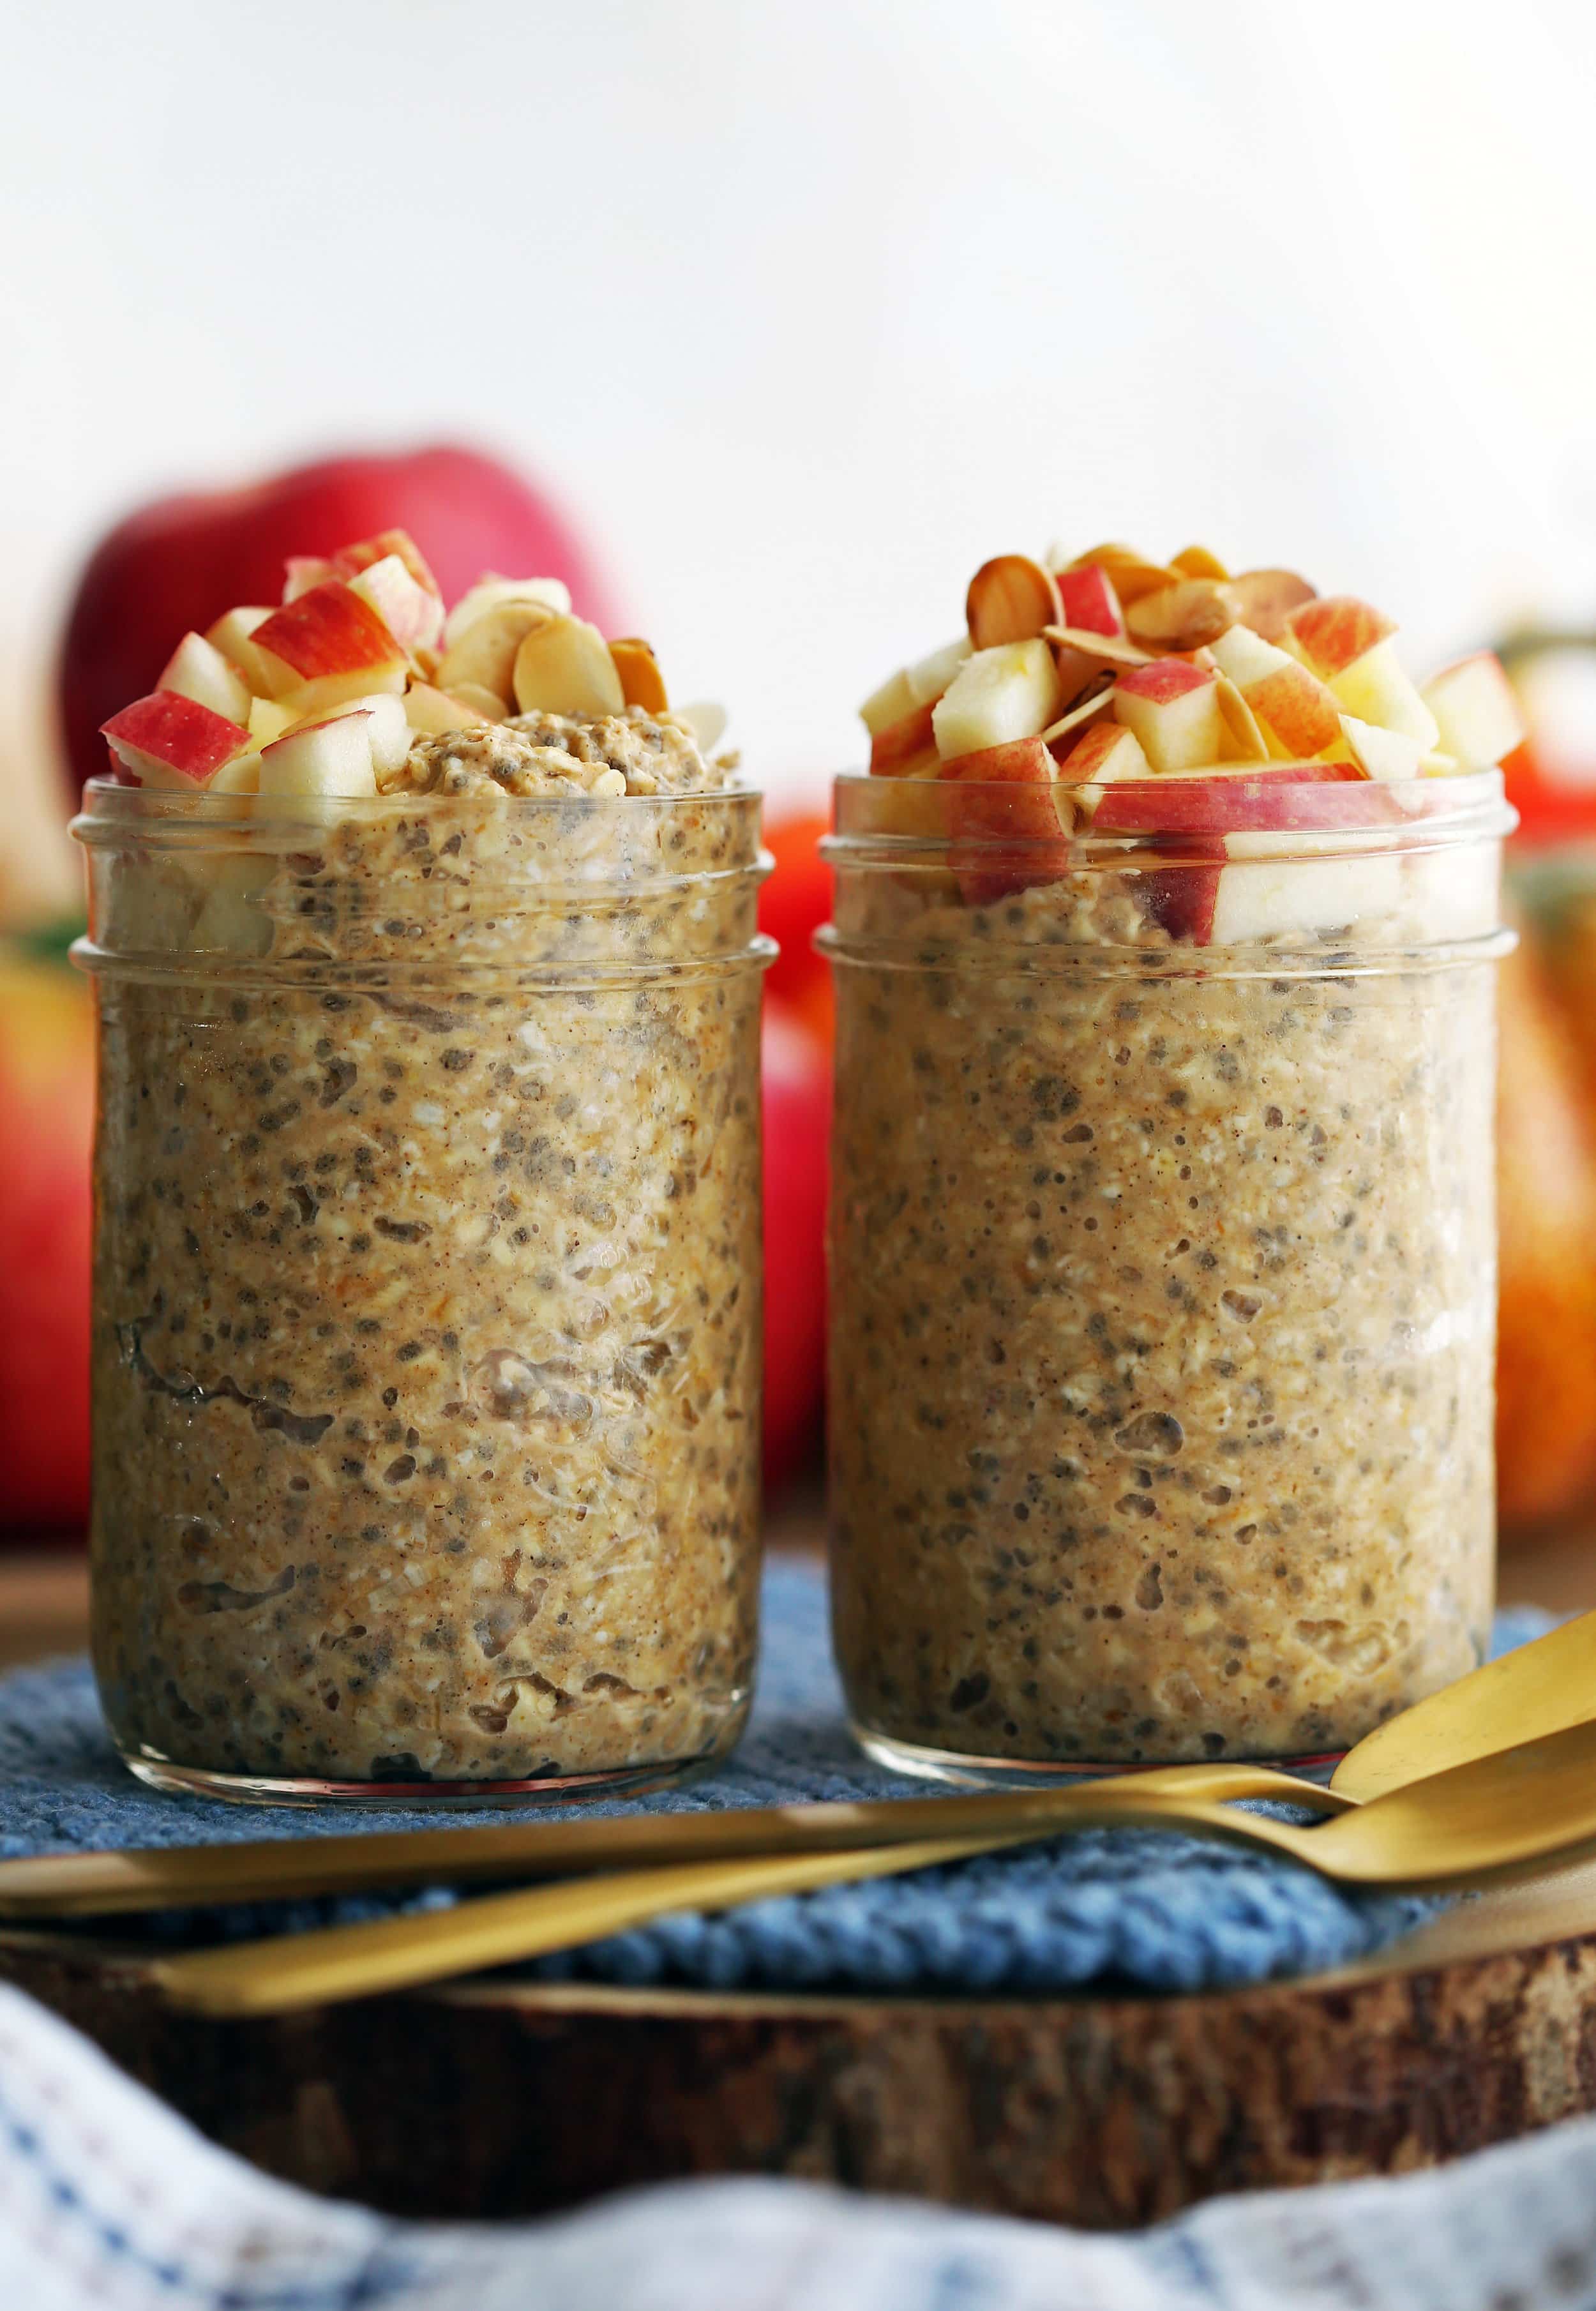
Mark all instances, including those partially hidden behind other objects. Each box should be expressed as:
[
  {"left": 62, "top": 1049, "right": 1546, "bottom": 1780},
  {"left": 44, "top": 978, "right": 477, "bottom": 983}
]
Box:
[
  {"left": 58, "top": 444, "right": 619, "bottom": 795},
  {"left": 100, "top": 689, "right": 253, "bottom": 787},
  {"left": 1056, "top": 564, "right": 1124, "bottom": 637},
  {"left": 870, "top": 698, "right": 939, "bottom": 778},
  {"left": 941, "top": 737, "right": 1072, "bottom": 906},
  {"left": 1088, "top": 763, "right": 1374, "bottom": 944},
  {"left": 1088, "top": 762, "right": 1369, "bottom": 838}
]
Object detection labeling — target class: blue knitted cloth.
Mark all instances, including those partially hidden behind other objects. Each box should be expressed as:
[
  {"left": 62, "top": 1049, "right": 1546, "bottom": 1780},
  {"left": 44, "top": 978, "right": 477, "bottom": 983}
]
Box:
[{"left": 0, "top": 1561, "right": 1545, "bottom": 1996}]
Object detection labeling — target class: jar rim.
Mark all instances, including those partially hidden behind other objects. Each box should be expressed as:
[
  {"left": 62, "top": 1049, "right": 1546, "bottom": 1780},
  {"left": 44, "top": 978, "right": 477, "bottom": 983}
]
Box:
[{"left": 826, "top": 765, "right": 1514, "bottom": 856}]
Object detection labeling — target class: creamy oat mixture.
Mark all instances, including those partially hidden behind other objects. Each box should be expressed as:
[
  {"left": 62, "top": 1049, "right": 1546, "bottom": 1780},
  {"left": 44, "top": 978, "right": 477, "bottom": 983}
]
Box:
[
  {"left": 827, "top": 865, "right": 1496, "bottom": 1763},
  {"left": 85, "top": 711, "right": 765, "bottom": 1790}
]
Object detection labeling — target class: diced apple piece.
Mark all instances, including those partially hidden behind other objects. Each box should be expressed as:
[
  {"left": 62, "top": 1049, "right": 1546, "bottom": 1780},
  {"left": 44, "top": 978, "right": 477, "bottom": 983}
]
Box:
[
  {"left": 1209, "top": 624, "right": 1280, "bottom": 688},
  {"left": 1238, "top": 665, "right": 1339, "bottom": 753},
  {"left": 870, "top": 699, "right": 940, "bottom": 779},
  {"left": 283, "top": 555, "right": 336, "bottom": 603},
  {"left": 966, "top": 555, "right": 1062, "bottom": 649},
  {"left": 676, "top": 700, "right": 727, "bottom": 754},
  {"left": 1339, "top": 713, "right": 1423, "bottom": 783},
  {"left": 940, "top": 737, "right": 1071, "bottom": 906},
  {"left": 205, "top": 606, "right": 279, "bottom": 695},
  {"left": 248, "top": 696, "right": 297, "bottom": 747},
  {"left": 903, "top": 636, "right": 972, "bottom": 707},
  {"left": 1283, "top": 596, "right": 1440, "bottom": 747},
  {"left": 511, "top": 614, "right": 626, "bottom": 718},
  {"left": 347, "top": 553, "right": 444, "bottom": 652},
  {"left": 292, "top": 693, "right": 410, "bottom": 779},
  {"left": 158, "top": 632, "right": 251, "bottom": 725},
  {"left": 1284, "top": 596, "right": 1398, "bottom": 678},
  {"left": 403, "top": 682, "right": 492, "bottom": 737},
  {"left": 1088, "top": 761, "right": 1368, "bottom": 838},
  {"left": 250, "top": 582, "right": 408, "bottom": 711},
  {"left": 1210, "top": 626, "right": 1341, "bottom": 758},
  {"left": 1056, "top": 564, "right": 1124, "bottom": 638},
  {"left": 333, "top": 528, "right": 441, "bottom": 596},
  {"left": 257, "top": 711, "right": 377, "bottom": 799},
  {"left": 1327, "top": 636, "right": 1439, "bottom": 748},
  {"left": 187, "top": 856, "right": 274, "bottom": 956},
  {"left": 442, "top": 576, "right": 571, "bottom": 648},
  {"left": 1420, "top": 652, "right": 1524, "bottom": 770},
  {"left": 1228, "top": 569, "right": 1316, "bottom": 642},
  {"left": 1111, "top": 659, "right": 1223, "bottom": 774},
  {"left": 208, "top": 751, "right": 261, "bottom": 795},
  {"left": 932, "top": 640, "right": 1062, "bottom": 762},
  {"left": 860, "top": 665, "right": 916, "bottom": 738},
  {"left": 1210, "top": 852, "right": 1403, "bottom": 945},
  {"left": 1057, "top": 721, "right": 1151, "bottom": 787},
  {"left": 101, "top": 690, "right": 255, "bottom": 790}
]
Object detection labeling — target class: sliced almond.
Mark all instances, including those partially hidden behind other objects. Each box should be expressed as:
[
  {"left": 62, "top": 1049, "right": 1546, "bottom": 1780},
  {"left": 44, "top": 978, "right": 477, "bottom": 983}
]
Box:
[
  {"left": 1214, "top": 675, "right": 1270, "bottom": 763},
  {"left": 609, "top": 636, "right": 668, "bottom": 714},
  {"left": 1125, "top": 578, "right": 1240, "bottom": 652},
  {"left": 1043, "top": 625, "right": 1156, "bottom": 672},
  {"left": 437, "top": 601, "right": 559, "bottom": 701},
  {"left": 404, "top": 682, "right": 492, "bottom": 737},
  {"left": 675, "top": 700, "right": 727, "bottom": 754},
  {"left": 1171, "top": 544, "right": 1230, "bottom": 582},
  {"left": 448, "top": 681, "right": 511, "bottom": 720},
  {"left": 1062, "top": 543, "right": 1182, "bottom": 606},
  {"left": 1230, "top": 568, "right": 1318, "bottom": 642},
  {"left": 1041, "top": 674, "right": 1117, "bottom": 745},
  {"left": 443, "top": 576, "right": 571, "bottom": 648},
  {"left": 966, "top": 555, "right": 1063, "bottom": 650},
  {"left": 512, "top": 614, "right": 627, "bottom": 719}
]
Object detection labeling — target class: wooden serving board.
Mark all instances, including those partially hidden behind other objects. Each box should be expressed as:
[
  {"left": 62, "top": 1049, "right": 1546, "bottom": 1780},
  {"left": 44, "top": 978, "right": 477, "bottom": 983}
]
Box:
[
  {"left": 7, "top": 1533, "right": 1596, "bottom": 2227},
  {"left": 8, "top": 1855, "right": 1596, "bottom": 2230}
]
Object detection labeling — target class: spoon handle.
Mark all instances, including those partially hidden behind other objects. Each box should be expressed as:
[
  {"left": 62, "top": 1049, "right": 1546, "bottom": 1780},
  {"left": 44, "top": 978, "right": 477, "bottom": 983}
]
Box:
[
  {"left": 154, "top": 1786, "right": 1334, "bottom": 2019},
  {"left": 0, "top": 1762, "right": 1346, "bottom": 1922}
]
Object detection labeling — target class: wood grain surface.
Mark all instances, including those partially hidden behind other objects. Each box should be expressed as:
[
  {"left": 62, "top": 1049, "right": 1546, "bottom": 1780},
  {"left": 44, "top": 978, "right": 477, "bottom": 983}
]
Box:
[{"left": 4, "top": 1523, "right": 1596, "bottom": 2228}]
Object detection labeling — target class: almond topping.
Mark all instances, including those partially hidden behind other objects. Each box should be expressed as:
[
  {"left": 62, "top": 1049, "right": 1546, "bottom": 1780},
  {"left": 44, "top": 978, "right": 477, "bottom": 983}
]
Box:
[
  {"left": 1125, "top": 579, "right": 1240, "bottom": 652},
  {"left": 511, "top": 615, "right": 627, "bottom": 719},
  {"left": 1171, "top": 545, "right": 1231, "bottom": 582},
  {"left": 966, "top": 555, "right": 1063, "bottom": 650},
  {"left": 1214, "top": 676, "right": 1270, "bottom": 763},
  {"left": 1043, "top": 626, "right": 1157, "bottom": 672},
  {"left": 609, "top": 637, "right": 669, "bottom": 715},
  {"left": 1041, "top": 673, "right": 1117, "bottom": 744},
  {"left": 1060, "top": 543, "right": 1183, "bottom": 606}
]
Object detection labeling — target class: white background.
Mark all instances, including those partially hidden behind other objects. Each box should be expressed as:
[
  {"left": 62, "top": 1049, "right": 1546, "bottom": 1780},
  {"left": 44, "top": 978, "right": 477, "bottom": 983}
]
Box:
[{"left": 4, "top": 0, "right": 1596, "bottom": 865}]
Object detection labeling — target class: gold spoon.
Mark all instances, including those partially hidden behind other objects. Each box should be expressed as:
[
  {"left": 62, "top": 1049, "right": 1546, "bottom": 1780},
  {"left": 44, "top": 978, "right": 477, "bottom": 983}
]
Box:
[
  {"left": 6, "top": 1607, "right": 1594, "bottom": 1923},
  {"left": 151, "top": 1712, "right": 1596, "bottom": 2017}
]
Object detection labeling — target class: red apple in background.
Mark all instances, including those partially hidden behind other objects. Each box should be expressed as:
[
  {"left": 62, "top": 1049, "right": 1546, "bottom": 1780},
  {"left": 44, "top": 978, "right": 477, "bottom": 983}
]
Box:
[
  {"left": 760, "top": 813, "right": 834, "bottom": 1047},
  {"left": 58, "top": 443, "right": 620, "bottom": 796},
  {"left": 762, "top": 999, "right": 831, "bottom": 1494},
  {"left": 0, "top": 947, "right": 93, "bottom": 1532}
]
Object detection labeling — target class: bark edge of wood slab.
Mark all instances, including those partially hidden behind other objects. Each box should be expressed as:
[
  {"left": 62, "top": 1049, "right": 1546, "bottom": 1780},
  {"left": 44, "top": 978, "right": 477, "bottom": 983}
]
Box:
[{"left": 4, "top": 1922, "right": 1596, "bottom": 2231}]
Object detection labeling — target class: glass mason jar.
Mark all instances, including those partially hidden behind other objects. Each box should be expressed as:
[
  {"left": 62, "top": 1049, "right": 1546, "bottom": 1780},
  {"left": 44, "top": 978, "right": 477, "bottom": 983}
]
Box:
[
  {"left": 822, "top": 767, "right": 1514, "bottom": 1777},
  {"left": 73, "top": 780, "right": 770, "bottom": 1805}
]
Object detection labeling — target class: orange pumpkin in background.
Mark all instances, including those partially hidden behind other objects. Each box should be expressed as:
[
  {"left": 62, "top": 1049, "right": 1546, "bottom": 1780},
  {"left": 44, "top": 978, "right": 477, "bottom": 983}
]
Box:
[
  {"left": 1495, "top": 648, "right": 1596, "bottom": 1537},
  {"left": 1495, "top": 905, "right": 1596, "bottom": 1529}
]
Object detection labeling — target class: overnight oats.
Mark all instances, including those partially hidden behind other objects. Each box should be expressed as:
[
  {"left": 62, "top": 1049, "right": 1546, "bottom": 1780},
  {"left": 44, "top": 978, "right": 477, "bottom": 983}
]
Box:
[
  {"left": 74, "top": 534, "right": 769, "bottom": 1803},
  {"left": 824, "top": 544, "right": 1519, "bottom": 1774}
]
